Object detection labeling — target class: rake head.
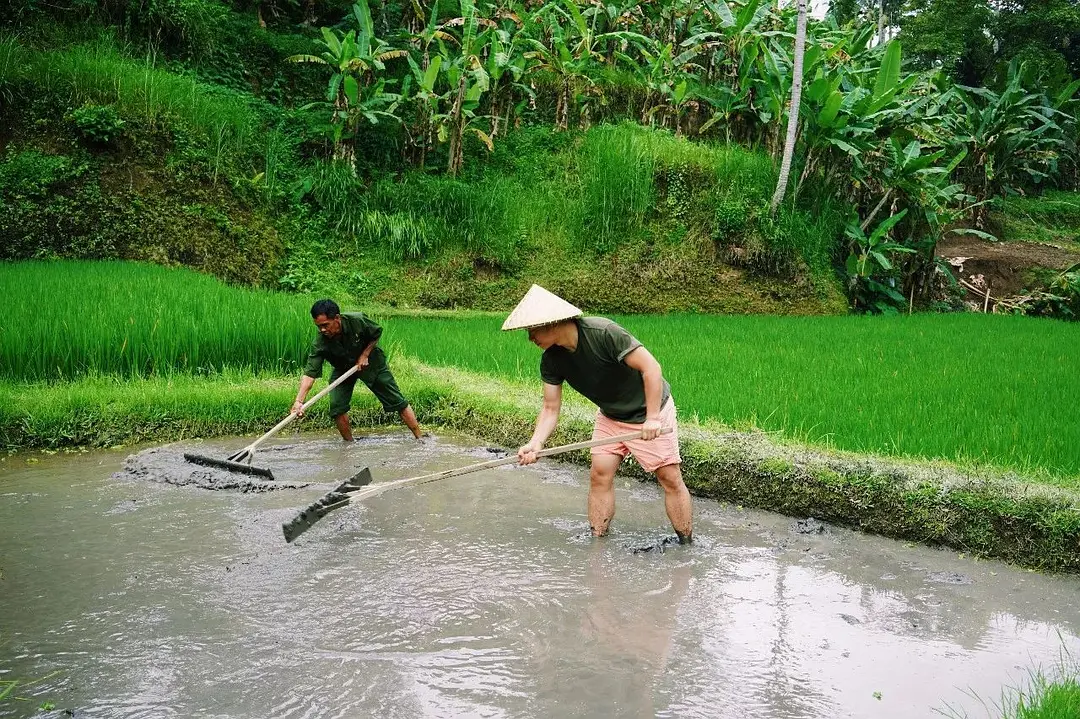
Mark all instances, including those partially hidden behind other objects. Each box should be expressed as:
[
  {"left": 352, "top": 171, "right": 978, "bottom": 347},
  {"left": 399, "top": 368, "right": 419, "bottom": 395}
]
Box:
[
  {"left": 282, "top": 467, "right": 373, "bottom": 544},
  {"left": 183, "top": 452, "right": 275, "bottom": 480}
]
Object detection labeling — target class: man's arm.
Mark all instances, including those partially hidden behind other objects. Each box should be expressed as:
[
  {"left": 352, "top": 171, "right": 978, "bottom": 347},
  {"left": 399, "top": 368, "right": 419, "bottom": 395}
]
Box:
[
  {"left": 518, "top": 383, "right": 563, "bottom": 465},
  {"left": 357, "top": 315, "right": 383, "bottom": 370},
  {"left": 292, "top": 375, "right": 317, "bottom": 416},
  {"left": 356, "top": 339, "right": 377, "bottom": 370},
  {"left": 623, "top": 346, "right": 664, "bottom": 440}
]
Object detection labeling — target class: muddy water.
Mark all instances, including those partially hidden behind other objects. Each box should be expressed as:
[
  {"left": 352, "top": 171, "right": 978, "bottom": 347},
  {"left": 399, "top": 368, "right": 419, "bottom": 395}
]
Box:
[{"left": 2, "top": 433, "right": 1080, "bottom": 719}]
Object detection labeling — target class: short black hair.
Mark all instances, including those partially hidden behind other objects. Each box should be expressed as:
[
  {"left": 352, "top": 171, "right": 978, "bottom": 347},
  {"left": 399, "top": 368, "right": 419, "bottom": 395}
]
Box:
[{"left": 310, "top": 299, "right": 340, "bottom": 319}]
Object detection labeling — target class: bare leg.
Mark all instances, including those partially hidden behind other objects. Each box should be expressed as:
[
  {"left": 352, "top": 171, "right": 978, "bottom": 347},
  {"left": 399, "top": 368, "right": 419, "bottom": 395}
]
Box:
[
  {"left": 588, "top": 454, "right": 623, "bottom": 536},
  {"left": 399, "top": 405, "right": 422, "bottom": 439},
  {"left": 333, "top": 413, "right": 354, "bottom": 442},
  {"left": 654, "top": 463, "right": 692, "bottom": 542}
]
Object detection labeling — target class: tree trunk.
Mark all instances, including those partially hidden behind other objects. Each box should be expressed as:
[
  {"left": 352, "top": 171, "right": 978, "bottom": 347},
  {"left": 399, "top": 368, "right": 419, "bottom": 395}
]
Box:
[
  {"left": 877, "top": 0, "right": 886, "bottom": 45},
  {"left": 769, "top": 0, "right": 807, "bottom": 215},
  {"left": 447, "top": 72, "right": 468, "bottom": 176}
]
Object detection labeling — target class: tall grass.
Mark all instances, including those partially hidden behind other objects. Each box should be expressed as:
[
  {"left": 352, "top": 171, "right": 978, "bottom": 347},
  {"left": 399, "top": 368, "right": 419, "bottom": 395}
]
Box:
[
  {"left": 940, "top": 654, "right": 1080, "bottom": 719},
  {"left": 381, "top": 312, "right": 1080, "bottom": 481},
  {"left": 0, "top": 260, "right": 314, "bottom": 379},
  {"left": 1, "top": 36, "right": 261, "bottom": 176}
]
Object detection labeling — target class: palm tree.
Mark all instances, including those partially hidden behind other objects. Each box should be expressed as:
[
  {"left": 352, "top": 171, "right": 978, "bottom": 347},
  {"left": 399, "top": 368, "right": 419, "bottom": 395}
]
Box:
[{"left": 769, "top": 0, "right": 807, "bottom": 214}]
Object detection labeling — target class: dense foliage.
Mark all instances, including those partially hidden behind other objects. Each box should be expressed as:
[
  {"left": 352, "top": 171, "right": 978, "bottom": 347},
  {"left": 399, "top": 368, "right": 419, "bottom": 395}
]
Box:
[{"left": 1, "top": 0, "right": 1077, "bottom": 314}]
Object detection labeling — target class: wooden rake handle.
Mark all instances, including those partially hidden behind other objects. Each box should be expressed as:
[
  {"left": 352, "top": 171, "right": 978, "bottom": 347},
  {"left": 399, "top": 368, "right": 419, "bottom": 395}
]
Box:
[
  {"left": 234, "top": 364, "right": 361, "bottom": 458},
  {"left": 349, "top": 426, "right": 675, "bottom": 503}
]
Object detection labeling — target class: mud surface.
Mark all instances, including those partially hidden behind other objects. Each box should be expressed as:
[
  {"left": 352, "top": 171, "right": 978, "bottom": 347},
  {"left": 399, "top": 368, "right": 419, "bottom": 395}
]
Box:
[{"left": 2, "top": 431, "right": 1080, "bottom": 718}]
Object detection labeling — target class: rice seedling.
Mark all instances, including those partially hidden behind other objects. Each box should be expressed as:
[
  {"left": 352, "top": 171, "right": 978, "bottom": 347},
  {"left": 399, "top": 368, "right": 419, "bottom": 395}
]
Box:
[{"left": 938, "top": 650, "right": 1080, "bottom": 719}]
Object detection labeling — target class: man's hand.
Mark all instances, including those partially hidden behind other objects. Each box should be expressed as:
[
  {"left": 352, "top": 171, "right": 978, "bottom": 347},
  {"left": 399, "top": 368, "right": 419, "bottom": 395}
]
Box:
[
  {"left": 641, "top": 417, "right": 662, "bottom": 441},
  {"left": 518, "top": 443, "right": 541, "bottom": 465},
  {"left": 291, "top": 399, "right": 306, "bottom": 417},
  {"left": 356, "top": 355, "right": 370, "bottom": 371}
]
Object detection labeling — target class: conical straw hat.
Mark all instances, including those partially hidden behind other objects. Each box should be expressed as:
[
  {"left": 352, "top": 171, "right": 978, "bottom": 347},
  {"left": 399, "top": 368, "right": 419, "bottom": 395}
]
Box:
[{"left": 501, "top": 285, "right": 582, "bottom": 331}]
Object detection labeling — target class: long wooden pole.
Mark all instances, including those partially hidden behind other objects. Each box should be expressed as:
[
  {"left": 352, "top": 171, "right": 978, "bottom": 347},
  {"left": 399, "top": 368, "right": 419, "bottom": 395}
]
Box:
[
  {"left": 281, "top": 427, "right": 674, "bottom": 542},
  {"left": 352, "top": 427, "right": 674, "bottom": 502}
]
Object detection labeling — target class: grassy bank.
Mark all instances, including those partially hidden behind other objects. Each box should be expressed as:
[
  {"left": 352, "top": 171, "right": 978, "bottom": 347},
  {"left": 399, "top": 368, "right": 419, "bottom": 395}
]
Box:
[
  {"left": 4, "top": 360, "right": 1080, "bottom": 573},
  {"left": 4, "top": 260, "right": 1079, "bottom": 480}
]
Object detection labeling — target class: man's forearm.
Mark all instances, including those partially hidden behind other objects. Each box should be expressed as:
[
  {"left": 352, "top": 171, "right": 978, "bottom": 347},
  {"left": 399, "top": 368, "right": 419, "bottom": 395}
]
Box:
[
  {"left": 529, "top": 406, "right": 560, "bottom": 448},
  {"left": 642, "top": 367, "right": 664, "bottom": 419},
  {"left": 360, "top": 339, "right": 378, "bottom": 360},
  {"left": 296, "top": 375, "right": 316, "bottom": 403}
]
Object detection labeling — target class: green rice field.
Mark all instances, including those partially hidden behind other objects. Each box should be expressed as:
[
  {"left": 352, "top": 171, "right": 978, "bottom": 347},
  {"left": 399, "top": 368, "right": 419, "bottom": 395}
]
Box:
[
  {"left": 3, "top": 260, "right": 1079, "bottom": 479},
  {"left": 385, "top": 313, "right": 1080, "bottom": 479}
]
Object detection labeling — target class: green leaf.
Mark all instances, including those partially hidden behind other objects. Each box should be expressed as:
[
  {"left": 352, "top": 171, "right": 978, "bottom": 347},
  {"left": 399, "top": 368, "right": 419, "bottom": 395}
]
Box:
[
  {"left": 805, "top": 77, "right": 830, "bottom": 104},
  {"left": 343, "top": 75, "right": 359, "bottom": 106},
  {"left": 869, "top": 209, "right": 908, "bottom": 244},
  {"left": 424, "top": 56, "right": 442, "bottom": 91},
  {"left": 949, "top": 228, "right": 999, "bottom": 242},
  {"left": 707, "top": 0, "right": 735, "bottom": 27},
  {"left": 1055, "top": 78, "right": 1080, "bottom": 107},
  {"left": 845, "top": 253, "right": 859, "bottom": 277},
  {"left": 873, "top": 40, "right": 901, "bottom": 101},
  {"left": 871, "top": 251, "right": 892, "bottom": 270},
  {"left": 817, "top": 91, "right": 843, "bottom": 128},
  {"left": 735, "top": 0, "right": 761, "bottom": 33},
  {"left": 827, "top": 137, "right": 859, "bottom": 155}
]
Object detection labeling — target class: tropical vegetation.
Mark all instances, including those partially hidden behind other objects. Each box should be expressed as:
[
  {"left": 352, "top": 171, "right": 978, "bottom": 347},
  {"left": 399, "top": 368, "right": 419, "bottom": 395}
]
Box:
[{"left": 1, "top": 0, "right": 1078, "bottom": 315}]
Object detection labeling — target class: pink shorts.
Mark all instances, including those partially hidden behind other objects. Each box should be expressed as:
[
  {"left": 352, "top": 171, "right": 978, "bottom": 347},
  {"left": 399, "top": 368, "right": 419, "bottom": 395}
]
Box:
[{"left": 591, "top": 399, "right": 681, "bottom": 473}]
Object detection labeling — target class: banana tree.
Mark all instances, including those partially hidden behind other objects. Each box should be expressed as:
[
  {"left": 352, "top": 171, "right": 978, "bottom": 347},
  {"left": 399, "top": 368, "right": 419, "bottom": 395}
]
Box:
[
  {"left": 485, "top": 15, "right": 532, "bottom": 138},
  {"left": 439, "top": 0, "right": 495, "bottom": 175},
  {"left": 523, "top": 0, "right": 651, "bottom": 130},
  {"left": 845, "top": 209, "right": 916, "bottom": 313},
  {"left": 405, "top": 54, "right": 446, "bottom": 168},
  {"left": 635, "top": 41, "right": 705, "bottom": 135},
  {"left": 289, "top": 0, "right": 407, "bottom": 166},
  {"left": 942, "top": 60, "right": 1076, "bottom": 228}
]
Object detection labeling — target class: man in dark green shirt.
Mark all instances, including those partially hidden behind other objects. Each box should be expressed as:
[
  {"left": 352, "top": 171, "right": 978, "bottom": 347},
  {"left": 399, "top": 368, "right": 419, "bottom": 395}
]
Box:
[
  {"left": 292, "top": 299, "right": 422, "bottom": 441},
  {"left": 503, "top": 285, "right": 692, "bottom": 543}
]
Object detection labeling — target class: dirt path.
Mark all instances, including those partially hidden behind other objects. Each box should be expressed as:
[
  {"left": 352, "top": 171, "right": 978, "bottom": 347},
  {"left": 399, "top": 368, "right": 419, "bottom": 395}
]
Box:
[{"left": 936, "top": 235, "right": 1080, "bottom": 296}]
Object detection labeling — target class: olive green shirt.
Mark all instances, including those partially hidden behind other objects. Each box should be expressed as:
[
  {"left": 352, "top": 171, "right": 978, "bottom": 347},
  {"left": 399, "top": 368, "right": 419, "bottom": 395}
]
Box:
[
  {"left": 540, "top": 317, "right": 670, "bottom": 423},
  {"left": 303, "top": 312, "right": 387, "bottom": 379}
]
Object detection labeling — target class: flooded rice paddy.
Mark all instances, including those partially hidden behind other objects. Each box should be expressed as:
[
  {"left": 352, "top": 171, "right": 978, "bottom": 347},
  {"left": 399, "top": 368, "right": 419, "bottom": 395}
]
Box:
[{"left": 1, "top": 432, "right": 1079, "bottom": 718}]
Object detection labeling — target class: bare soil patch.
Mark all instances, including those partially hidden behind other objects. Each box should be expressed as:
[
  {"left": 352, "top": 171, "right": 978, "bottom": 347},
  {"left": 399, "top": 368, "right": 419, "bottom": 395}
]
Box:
[{"left": 936, "top": 235, "right": 1080, "bottom": 297}]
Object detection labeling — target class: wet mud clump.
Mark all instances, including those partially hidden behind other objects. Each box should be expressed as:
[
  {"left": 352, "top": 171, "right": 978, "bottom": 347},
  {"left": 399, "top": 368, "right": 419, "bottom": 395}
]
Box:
[{"left": 115, "top": 447, "right": 312, "bottom": 493}]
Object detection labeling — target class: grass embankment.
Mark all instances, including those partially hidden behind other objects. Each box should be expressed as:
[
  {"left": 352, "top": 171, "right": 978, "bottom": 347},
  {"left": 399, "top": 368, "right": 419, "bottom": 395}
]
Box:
[
  {"left": 1001, "top": 191, "right": 1080, "bottom": 252},
  {"left": 0, "top": 32, "right": 847, "bottom": 314}
]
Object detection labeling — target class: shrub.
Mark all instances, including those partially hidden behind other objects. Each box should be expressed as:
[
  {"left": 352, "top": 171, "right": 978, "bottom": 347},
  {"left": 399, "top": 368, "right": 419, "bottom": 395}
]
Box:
[{"left": 68, "top": 103, "right": 125, "bottom": 144}]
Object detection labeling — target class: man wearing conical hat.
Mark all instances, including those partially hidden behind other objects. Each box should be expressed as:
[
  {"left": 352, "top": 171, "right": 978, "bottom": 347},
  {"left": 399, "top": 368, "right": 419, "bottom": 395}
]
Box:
[{"left": 504, "top": 285, "right": 693, "bottom": 543}]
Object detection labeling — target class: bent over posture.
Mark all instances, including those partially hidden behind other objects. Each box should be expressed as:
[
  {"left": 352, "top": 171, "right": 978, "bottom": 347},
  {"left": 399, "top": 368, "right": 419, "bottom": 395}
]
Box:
[
  {"left": 293, "top": 299, "right": 422, "bottom": 441},
  {"left": 504, "top": 285, "right": 692, "bottom": 542}
]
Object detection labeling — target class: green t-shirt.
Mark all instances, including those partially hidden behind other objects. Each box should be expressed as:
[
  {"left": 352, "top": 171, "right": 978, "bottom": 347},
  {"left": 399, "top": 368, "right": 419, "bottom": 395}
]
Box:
[
  {"left": 540, "top": 317, "right": 670, "bottom": 423},
  {"left": 303, "top": 312, "right": 387, "bottom": 379}
]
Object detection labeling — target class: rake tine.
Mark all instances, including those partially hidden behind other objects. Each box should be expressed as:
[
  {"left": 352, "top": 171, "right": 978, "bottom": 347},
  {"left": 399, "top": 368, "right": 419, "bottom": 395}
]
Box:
[{"left": 226, "top": 449, "right": 251, "bottom": 463}]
